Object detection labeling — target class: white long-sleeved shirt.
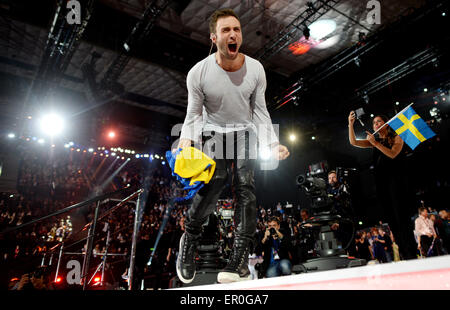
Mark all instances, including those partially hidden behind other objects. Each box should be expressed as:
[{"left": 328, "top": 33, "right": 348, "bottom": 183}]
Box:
[
  {"left": 179, "top": 54, "right": 279, "bottom": 148},
  {"left": 414, "top": 215, "right": 436, "bottom": 236}
]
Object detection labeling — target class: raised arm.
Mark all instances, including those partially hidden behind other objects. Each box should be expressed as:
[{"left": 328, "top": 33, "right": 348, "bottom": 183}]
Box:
[
  {"left": 252, "top": 62, "right": 289, "bottom": 160},
  {"left": 366, "top": 133, "right": 404, "bottom": 159},
  {"left": 348, "top": 111, "right": 372, "bottom": 148}
]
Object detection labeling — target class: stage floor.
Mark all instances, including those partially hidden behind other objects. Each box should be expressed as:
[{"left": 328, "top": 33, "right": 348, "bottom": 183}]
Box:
[{"left": 173, "top": 255, "right": 450, "bottom": 290}]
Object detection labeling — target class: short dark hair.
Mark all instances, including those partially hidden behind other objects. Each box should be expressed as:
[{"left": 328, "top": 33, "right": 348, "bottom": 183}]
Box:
[
  {"left": 418, "top": 206, "right": 427, "bottom": 214},
  {"left": 300, "top": 208, "right": 309, "bottom": 216},
  {"left": 268, "top": 216, "right": 280, "bottom": 225},
  {"left": 373, "top": 114, "right": 397, "bottom": 145},
  {"left": 328, "top": 170, "right": 337, "bottom": 176},
  {"left": 209, "top": 8, "right": 240, "bottom": 34}
]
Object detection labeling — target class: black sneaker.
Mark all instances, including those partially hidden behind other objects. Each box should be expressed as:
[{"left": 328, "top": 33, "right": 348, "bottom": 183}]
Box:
[
  {"left": 176, "top": 232, "right": 199, "bottom": 284},
  {"left": 217, "top": 239, "right": 252, "bottom": 283}
]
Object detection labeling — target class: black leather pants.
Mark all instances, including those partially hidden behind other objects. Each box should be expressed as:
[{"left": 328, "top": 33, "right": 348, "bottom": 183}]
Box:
[{"left": 184, "top": 131, "right": 257, "bottom": 245}]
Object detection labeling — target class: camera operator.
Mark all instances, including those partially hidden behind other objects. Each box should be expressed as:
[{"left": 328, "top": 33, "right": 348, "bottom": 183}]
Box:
[
  {"left": 326, "top": 170, "right": 352, "bottom": 216},
  {"left": 326, "top": 170, "right": 355, "bottom": 255},
  {"left": 260, "top": 217, "right": 293, "bottom": 278}
]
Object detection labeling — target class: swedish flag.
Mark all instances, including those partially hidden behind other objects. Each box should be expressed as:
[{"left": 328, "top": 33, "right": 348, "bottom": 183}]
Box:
[{"left": 388, "top": 106, "right": 435, "bottom": 150}]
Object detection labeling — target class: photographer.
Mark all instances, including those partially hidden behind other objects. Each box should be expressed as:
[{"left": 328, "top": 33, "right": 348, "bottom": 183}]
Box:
[
  {"left": 10, "top": 267, "right": 52, "bottom": 290},
  {"left": 260, "top": 217, "right": 293, "bottom": 278}
]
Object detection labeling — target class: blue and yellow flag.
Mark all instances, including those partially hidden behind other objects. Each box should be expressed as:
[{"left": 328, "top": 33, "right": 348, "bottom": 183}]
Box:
[
  {"left": 165, "top": 147, "right": 216, "bottom": 202},
  {"left": 388, "top": 106, "right": 435, "bottom": 150}
]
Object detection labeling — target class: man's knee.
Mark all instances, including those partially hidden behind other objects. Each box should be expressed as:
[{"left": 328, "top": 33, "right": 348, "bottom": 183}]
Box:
[
  {"left": 280, "top": 259, "right": 292, "bottom": 275},
  {"left": 265, "top": 266, "right": 278, "bottom": 278}
]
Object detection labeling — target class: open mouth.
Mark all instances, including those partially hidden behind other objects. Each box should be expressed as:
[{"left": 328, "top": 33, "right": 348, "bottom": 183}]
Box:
[{"left": 228, "top": 43, "right": 237, "bottom": 53}]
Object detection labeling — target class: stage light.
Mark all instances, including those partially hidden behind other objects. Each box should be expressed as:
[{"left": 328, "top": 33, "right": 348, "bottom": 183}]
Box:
[
  {"left": 259, "top": 147, "right": 272, "bottom": 161},
  {"left": 94, "top": 277, "right": 101, "bottom": 283},
  {"left": 358, "top": 221, "right": 363, "bottom": 225},
  {"left": 94, "top": 152, "right": 97, "bottom": 155},
  {"left": 104, "top": 150, "right": 109, "bottom": 154},
  {"left": 117, "top": 156, "right": 120, "bottom": 159},
  {"left": 83, "top": 150, "right": 87, "bottom": 153},
  {"left": 135, "top": 154, "right": 140, "bottom": 158},
  {"left": 106, "top": 154, "right": 109, "bottom": 157},
  {"left": 27, "top": 116, "right": 32, "bottom": 119},
  {"left": 26, "top": 138, "right": 30, "bottom": 141},
  {"left": 162, "top": 161, "right": 166, "bottom": 165},
  {"left": 144, "top": 154, "right": 149, "bottom": 158},
  {"left": 108, "top": 131, "right": 115, "bottom": 138},
  {"left": 111, "top": 152, "right": 116, "bottom": 156},
  {"left": 7, "top": 133, "right": 15, "bottom": 138},
  {"left": 424, "top": 88, "right": 428, "bottom": 92},
  {"left": 76, "top": 149, "right": 80, "bottom": 152},
  {"left": 100, "top": 153, "right": 103, "bottom": 156},
  {"left": 395, "top": 101, "right": 399, "bottom": 106},
  {"left": 88, "top": 148, "right": 94, "bottom": 152},
  {"left": 442, "top": 12, "right": 446, "bottom": 17},
  {"left": 64, "top": 143, "right": 70, "bottom": 148},
  {"left": 309, "top": 19, "right": 336, "bottom": 40},
  {"left": 51, "top": 144, "right": 55, "bottom": 148},
  {"left": 40, "top": 114, "right": 64, "bottom": 136},
  {"left": 121, "top": 157, "right": 125, "bottom": 160},
  {"left": 38, "top": 138, "right": 44, "bottom": 144},
  {"left": 55, "top": 277, "right": 62, "bottom": 283},
  {"left": 311, "top": 136, "right": 316, "bottom": 140},
  {"left": 155, "top": 154, "right": 160, "bottom": 159},
  {"left": 289, "top": 134, "right": 296, "bottom": 142},
  {"left": 370, "top": 114, "right": 374, "bottom": 117},
  {"left": 69, "top": 142, "right": 74, "bottom": 146}
]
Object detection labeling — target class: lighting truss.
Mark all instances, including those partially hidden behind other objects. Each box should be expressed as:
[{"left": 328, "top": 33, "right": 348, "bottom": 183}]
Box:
[
  {"left": 354, "top": 46, "right": 445, "bottom": 101},
  {"left": 99, "top": 0, "right": 172, "bottom": 92},
  {"left": 274, "top": 0, "right": 449, "bottom": 109},
  {"left": 253, "top": 0, "right": 341, "bottom": 62}
]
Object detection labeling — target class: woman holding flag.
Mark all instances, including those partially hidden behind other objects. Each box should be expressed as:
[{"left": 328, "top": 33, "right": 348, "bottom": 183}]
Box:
[{"left": 348, "top": 111, "right": 415, "bottom": 260}]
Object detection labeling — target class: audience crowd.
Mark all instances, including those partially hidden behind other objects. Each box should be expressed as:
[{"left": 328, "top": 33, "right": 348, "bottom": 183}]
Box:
[{"left": 1, "top": 145, "right": 449, "bottom": 290}]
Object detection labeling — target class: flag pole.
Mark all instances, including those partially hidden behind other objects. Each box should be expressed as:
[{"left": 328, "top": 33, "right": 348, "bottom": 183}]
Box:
[{"left": 372, "top": 102, "right": 414, "bottom": 135}]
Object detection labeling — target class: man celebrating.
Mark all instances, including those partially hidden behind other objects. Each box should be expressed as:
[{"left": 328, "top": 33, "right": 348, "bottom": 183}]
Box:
[{"left": 176, "top": 8, "right": 289, "bottom": 284}]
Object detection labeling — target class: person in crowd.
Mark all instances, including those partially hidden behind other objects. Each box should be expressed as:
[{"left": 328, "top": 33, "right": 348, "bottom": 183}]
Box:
[
  {"left": 379, "top": 227, "right": 393, "bottom": 262},
  {"left": 260, "top": 217, "right": 293, "bottom": 278},
  {"left": 370, "top": 227, "right": 387, "bottom": 263},
  {"left": 355, "top": 230, "right": 373, "bottom": 261},
  {"left": 438, "top": 210, "right": 450, "bottom": 253},
  {"left": 415, "top": 207, "right": 437, "bottom": 257}
]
